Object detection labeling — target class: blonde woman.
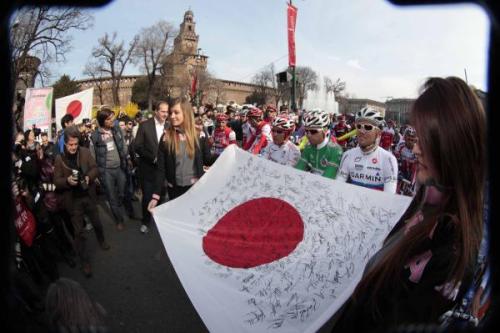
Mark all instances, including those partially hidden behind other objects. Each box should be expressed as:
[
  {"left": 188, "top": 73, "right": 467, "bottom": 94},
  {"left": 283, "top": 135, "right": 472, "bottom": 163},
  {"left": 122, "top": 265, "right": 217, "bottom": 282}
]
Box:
[{"left": 148, "top": 97, "right": 214, "bottom": 209}]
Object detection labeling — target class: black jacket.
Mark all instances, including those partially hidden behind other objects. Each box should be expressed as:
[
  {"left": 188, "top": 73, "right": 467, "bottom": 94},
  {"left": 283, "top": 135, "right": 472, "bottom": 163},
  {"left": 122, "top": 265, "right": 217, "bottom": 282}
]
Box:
[
  {"left": 133, "top": 117, "right": 167, "bottom": 181},
  {"left": 153, "top": 135, "right": 214, "bottom": 196}
]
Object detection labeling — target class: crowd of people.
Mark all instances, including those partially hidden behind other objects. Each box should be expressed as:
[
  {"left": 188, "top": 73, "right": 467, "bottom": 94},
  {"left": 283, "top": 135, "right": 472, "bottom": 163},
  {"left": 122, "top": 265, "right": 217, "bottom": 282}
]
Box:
[{"left": 8, "top": 76, "right": 490, "bottom": 331}]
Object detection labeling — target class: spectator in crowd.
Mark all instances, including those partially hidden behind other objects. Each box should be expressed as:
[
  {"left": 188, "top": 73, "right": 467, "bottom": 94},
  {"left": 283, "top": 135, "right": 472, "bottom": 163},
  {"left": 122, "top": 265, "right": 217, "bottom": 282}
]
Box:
[
  {"left": 56, "top": 114, "right": 74, "bottom": 154},
  {"left": 134, "top": 101, "right": 169, "bottom": 234},
  {"left": 40, "top": 132, "right": 55, "bottom": 157},
  {"left": 122, "top": 116, "right": 138, "bottom": 208},
  {"left": 332, "top": 77, "right": 487, "bottom": 331},
  {"left": 148, "top": 97, "right": 214, "bottom": 205},
  {"left": 45, "top": 277, "right": 108, "bottom": 332},
  {"left": 54, "top": 126, "right": 110, "bottom": 277},
  {"left": 78, "top": 121, "right": 91, "bottom": 149},
  {"left": 337, "top": 107, "right": 398, "bottom": 193},
  {"left": 90, "top": 107, "right": 128, "bottom": 231}
]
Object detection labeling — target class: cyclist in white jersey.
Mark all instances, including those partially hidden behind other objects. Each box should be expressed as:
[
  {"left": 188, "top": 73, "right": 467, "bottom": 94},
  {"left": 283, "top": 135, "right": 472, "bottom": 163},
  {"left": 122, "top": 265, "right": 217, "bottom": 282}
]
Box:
[
  {"left": 260, "top": 115, "right": 300, "bottom": 166},
  {"left": 338, "top": 107, "right": 398, "bottom": 193}
]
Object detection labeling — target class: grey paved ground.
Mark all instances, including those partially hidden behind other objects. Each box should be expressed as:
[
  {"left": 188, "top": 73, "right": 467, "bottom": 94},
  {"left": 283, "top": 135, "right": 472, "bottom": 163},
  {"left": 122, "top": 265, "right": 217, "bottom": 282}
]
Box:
[{"left": 58, "top": 199, "right": 207, "bottom": 332}]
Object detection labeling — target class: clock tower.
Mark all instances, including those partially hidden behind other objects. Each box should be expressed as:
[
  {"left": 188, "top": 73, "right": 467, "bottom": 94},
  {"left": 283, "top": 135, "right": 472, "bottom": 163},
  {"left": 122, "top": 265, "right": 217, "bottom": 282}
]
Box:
[{"left": 174, "top": 10, "right": 199, "bottom": 54}]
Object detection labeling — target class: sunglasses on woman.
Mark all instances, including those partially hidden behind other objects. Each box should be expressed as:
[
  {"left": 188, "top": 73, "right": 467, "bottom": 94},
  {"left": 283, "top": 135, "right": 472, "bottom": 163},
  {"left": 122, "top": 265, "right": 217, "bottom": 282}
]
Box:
[
  {"left": 305, "top": 129, "right": 321, "bottom": 135},
  {"left": 356, "top": 123, "right": 375, "bottom": 131}
]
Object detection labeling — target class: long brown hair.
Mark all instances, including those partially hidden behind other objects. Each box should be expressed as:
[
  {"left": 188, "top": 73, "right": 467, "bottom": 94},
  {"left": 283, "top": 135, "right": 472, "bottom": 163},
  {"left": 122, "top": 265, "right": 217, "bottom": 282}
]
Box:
[
  {"left": 165, "top": 97, "right": 199, "bottom": 159},
  {"left": 352, "top": 77, "right": 486, "bottom": 316},
  {"left": 45, "top": 278, "right": 106, "bottom": 329}
]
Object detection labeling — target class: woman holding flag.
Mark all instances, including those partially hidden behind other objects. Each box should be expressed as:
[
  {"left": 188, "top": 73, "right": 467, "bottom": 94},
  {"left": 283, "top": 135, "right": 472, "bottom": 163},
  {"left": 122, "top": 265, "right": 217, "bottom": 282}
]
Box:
[
  {"left": 148, "top": 97, "right": 214, "bottom": 206},
  {"left": 332, "top": 77, "right": 488, "bottom": 331}
]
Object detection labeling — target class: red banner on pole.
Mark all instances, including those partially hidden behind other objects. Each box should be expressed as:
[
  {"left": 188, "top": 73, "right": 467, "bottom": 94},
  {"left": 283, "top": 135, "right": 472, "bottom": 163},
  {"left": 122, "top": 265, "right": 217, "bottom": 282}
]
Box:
[
  {"left": 287, "top": 3, "right": 298, "bottom": 67},
  {"left": 191, "top": 73, "right": 198, "bottom": 96}
]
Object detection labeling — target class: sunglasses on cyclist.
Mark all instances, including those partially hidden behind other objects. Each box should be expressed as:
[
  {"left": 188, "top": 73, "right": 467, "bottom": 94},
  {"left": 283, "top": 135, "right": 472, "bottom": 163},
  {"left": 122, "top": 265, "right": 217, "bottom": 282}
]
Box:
[
  {"left": 356, "top": 123, "right": 375, "bottom": 131},
  {"left": 305, "top": 129, "right": 321, "bottom": 135},
  {"left": 272, "top": 129, "right": 285, "bottom": 134}
]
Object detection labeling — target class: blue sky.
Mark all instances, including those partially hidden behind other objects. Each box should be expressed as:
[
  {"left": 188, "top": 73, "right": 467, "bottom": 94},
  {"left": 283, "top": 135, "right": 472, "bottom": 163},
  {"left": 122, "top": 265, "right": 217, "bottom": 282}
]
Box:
[{"left": 50, "top": 0, "right": 489, "bottom": 101}]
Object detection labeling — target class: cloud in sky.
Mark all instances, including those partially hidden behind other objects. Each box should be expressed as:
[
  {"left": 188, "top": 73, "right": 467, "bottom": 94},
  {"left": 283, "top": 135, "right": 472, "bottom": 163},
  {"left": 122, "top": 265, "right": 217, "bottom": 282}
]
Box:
[{"left": 346, "top": 59, "right": 365, "bottom": 71}]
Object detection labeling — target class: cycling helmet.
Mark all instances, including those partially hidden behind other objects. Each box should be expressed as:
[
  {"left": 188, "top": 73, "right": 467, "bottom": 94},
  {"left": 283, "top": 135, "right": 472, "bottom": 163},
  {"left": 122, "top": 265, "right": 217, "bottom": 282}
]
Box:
[
  {"left": 303, "top": 109, "right": 330, "bottom": 128},
  {"left": 355, "top": 107, "right": 384, "bottom": 128},
  {"left": 272, "top": 115, "right": 295, "bottom": 131},
  {"left": 247, "top": 107, "right": 263, "bottom": 118},
  {"left": 404, "top": 126, "right": 416, "bottom": 137}
]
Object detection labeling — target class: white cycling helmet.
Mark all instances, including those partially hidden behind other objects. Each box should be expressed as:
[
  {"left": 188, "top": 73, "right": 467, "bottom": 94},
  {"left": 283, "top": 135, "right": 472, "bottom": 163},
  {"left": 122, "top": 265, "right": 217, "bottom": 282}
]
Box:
[
  {"left": 272, "top": 115, "right": 295, "bottom": 131},
  {"left": 303, "top": 109, "right": 330, "bottom": 128},
  {"left": 355, "top": 107, "right": 384, "bottom": 128}
]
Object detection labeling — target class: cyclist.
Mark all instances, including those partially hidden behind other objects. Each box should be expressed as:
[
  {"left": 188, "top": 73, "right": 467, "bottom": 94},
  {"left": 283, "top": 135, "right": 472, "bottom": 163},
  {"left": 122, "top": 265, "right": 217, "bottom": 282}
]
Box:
[
  {"left": 338, "top": 107, "right": 398, "bottom": 193},
  {"left": 260, "top": 115, "right": 300, "bottom": 166},
  {"left": 211, "top": 113, "right": 236, "bottom": 156},
  {"left": 243, "top": 107, "right": 272, "bottom": 155},
  {"left": 393, "top": 126, "right": 418, "bottom": 196},
  {"left": 295, "top": 109, "right": 343, "bottom": 179}
]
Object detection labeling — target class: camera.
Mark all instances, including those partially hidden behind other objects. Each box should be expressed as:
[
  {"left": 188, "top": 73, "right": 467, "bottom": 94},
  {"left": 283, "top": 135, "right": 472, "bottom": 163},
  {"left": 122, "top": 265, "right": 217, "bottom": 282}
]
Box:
[{"left": 72, "top": 169, "right": 89, "bottom": 191}]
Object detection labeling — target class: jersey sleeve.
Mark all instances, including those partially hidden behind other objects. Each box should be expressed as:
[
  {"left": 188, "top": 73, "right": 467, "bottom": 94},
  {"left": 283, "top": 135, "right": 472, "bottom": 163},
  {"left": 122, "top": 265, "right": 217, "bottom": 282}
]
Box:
[
  {"left": 337, "top": 150, "right": 350, "bottom": 182},
  {"left": 323, "top": 145, "right": 343, "bottom": 179},
  {"left": 383, "top": 153, "right": 399, "bottom": 193},
  {"left": 295, "top": 148, "right": 309, "bottom": 171},
  {"left": 289, "top": 144, "right": 301, "bottom": 167}
]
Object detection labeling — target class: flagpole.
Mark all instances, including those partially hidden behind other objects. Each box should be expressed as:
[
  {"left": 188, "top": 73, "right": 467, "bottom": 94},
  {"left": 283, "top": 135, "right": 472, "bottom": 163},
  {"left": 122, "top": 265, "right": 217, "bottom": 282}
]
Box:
[{"left": 289, "top": 0, "right": 297, "bottom": 112}]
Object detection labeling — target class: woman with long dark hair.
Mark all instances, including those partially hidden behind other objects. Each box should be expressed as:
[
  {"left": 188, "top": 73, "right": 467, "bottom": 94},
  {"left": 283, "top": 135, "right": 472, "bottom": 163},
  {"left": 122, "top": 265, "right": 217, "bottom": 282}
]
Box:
[
  {"left": 148, "top": 97, "right": 214, "bottom": 208},
  {"left": 332, "top": 77, "right": 487, "bottom": 331}
]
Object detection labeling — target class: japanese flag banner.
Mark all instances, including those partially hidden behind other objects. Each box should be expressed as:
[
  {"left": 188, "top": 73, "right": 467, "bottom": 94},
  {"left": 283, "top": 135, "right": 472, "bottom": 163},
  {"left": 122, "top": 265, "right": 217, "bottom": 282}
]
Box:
[
  {"left": 55, "top": 88, "right": 93, "bottom": 130},
  {"left": 152, "top": 145, "right": 412, "bottom": 333}
]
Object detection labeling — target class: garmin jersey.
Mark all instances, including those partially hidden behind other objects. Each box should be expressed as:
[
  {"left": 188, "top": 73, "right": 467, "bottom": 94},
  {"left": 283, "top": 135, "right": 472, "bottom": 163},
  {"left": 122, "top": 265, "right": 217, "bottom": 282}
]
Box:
[
  {"left": 338, "top": 146, "right": 398, "bottom": 193},
  {"left": 260, "top": 141, "right": 301, "bottom": 167},
  {"left": 295, "top": 138, "right": 343, "bottom": 179}
]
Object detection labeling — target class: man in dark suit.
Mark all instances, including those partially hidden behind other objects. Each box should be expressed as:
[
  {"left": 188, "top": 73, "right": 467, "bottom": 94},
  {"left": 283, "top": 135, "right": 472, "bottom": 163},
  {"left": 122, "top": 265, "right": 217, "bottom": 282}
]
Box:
[{"left": 133, "top": 101, "right": 169, "bottom": 233}]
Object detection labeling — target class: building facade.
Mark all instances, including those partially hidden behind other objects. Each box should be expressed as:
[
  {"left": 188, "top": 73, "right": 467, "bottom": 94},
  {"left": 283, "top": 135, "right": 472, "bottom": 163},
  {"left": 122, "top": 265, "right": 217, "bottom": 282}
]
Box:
[
  {"left": 385, "top": 98, "right": 415, "bottom": 125},
  {"left": 339, "top": 98, "right": 386, "bottom": 118}
]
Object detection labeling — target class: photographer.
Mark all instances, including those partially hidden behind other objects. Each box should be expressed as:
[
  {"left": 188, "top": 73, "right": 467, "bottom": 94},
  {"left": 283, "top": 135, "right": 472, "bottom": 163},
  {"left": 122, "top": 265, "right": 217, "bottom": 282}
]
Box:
[{"left": 54, "top": 126, "right": 110, "bottom": 278}]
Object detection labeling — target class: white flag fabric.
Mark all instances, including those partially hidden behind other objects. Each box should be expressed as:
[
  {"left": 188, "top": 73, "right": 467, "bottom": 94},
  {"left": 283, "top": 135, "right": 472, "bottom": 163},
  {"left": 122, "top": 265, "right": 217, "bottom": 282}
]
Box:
[
  {"left": 153, "top": 145, "right": 412, "bottom": 333},
  {"left": 55, "top": 88, "right": 93, "bottom": 129}
]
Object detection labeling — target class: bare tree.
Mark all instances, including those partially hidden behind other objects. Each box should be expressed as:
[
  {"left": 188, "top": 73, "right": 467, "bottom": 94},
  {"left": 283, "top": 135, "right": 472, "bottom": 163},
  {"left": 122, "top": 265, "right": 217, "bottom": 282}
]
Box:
[
  {"left": 295, "top": 66, "right": 319, "bottom": 109},
  {"left": 83, "top": 61, "right": 106, "bottom": 105},
  {"left": 132, "top": 20, "right": 176, "bottom": 111},
  {"left": 250, "top": 64, "right": 276, "bottom": 106},
  {"left": 324, "top": 76, "right": 346, "bottom": 101},
  {"left": 9, "top": 7, "right": 93, "bottom": 128},
  {"left": 10, "top": 7, "right": 93, "bottom": 86},
  {"left": 91, "top": 32, "right": 138, "bottom": 106}
]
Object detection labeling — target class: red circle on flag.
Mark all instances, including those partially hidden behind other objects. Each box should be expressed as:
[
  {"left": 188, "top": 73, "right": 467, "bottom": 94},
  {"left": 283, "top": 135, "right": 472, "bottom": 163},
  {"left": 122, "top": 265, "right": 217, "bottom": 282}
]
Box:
[
  {"left": 66, "top": 100, "right": 82, "bottom": 118},
  {"left": 202, "top": 197, "right": 304, "bottom": 268}
]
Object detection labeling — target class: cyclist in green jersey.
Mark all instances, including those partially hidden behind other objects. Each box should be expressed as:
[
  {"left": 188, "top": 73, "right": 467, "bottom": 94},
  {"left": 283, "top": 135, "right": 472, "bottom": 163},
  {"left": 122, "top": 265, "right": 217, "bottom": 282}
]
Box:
[{"left": 295, "top": 109, "right": 343, "bottom": 179}]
